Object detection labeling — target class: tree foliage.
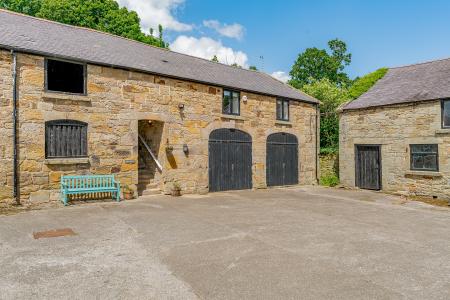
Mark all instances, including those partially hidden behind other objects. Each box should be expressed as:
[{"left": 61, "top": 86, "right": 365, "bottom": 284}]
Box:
[
  {"left": 348, "top": 68, "right": 388, "bottom": 99},
  {"left": 211, "top": 55, "right": 219, "bottom": 62},
  {"left": 289, "top": 39, "right": 351, "bottom": 89},
  {"left": 0, "top": 0, "right": 168, "bottom": 48},
  {"left": 249, "top": 65, "right": 258, "bottom": 71},
  {"left": 302, "top": 79, "right": 349, "bottom": 149}
]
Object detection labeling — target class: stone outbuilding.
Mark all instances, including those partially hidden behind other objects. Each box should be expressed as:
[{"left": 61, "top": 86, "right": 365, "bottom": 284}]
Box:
[
  {"left": 340, "top": 57, "right": 450, "bottom": 199},
  {"left": 0, "top": 10, "right": 320, "bottom": 205}
]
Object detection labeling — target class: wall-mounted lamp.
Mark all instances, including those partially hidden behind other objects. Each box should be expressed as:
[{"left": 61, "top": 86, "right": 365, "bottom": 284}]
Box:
[
  {"left": 183, "top": 144, "right": 189, "bottom": 154},
  {"left": 178, "top": 103, "right": 185, "bottom": 110},
  {"left": 242, "top": 95, "right": 248, "bottom": 103}
]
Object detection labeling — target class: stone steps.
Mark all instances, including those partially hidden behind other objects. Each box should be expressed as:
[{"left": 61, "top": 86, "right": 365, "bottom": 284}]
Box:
[
  {"left": 138, "top": 188, "right": 161, "bottom": 196},
  {"left": 137, "top": 182, "right": 158, "bottom": 190}
]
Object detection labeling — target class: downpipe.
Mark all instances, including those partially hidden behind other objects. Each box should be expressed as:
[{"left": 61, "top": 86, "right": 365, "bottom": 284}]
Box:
[
  {"left": 315, "top": 103, "right": 320, "bottom": 184},
  {"left": 11, "top": 50, "right": 19, "bottom": 205}
]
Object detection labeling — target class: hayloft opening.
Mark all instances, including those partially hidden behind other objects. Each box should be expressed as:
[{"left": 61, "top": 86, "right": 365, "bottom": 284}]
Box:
[{"left": 46, "top": 59, "right": 85, "bottom": 94}]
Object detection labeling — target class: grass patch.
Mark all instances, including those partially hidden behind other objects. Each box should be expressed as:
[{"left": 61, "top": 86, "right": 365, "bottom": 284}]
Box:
[{"left": 320, "top": 174, "right": 340, "bottom": 187}]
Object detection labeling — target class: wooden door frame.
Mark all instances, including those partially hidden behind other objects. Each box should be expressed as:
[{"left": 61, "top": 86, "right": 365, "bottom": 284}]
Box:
[{"left": 354, "top": 144, "right": 382, "bottom": 190}]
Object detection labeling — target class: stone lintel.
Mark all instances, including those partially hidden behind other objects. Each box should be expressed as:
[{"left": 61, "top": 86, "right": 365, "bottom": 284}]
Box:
[
  {"left": 43, "top": 92, "right": 90, "bottom": 102},
  {"left": 219, "top": 114, "right": 246, "bottom": 121},
  {"left": 44, "top": 158, "right": 90, "bottom": 165},
  {"left": 275, "top": 120, "right": 293, "bottom": 126},
  {"left": 404, "top": 170, "right": 442, "bottom": 178},
  {"left": 435, "top": 129, "right": 450, "bottom": 135}
]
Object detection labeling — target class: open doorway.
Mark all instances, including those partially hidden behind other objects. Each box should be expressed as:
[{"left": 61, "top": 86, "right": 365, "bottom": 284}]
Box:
[{"left": 138, "top": 120, "right": 164, "bottom": 196}]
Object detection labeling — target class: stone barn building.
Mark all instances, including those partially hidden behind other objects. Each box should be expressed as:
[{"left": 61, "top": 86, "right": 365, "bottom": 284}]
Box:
[
  {"left": 0, "top": 10, "right": 320, "bottom": 205},
  {"left": 340, "top": 57, "right": 450, "bottom": 199}
]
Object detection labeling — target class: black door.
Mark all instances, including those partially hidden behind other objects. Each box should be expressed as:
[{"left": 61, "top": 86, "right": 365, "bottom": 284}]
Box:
[
  {"left": 355, "top": 145, "right": 381, "bottom": 190},
  {"left": 209, "top": 129, "right": 252, "bottom": 192},
  {"left": 267, "top": 133, "right": 299, "bottom": 187}
]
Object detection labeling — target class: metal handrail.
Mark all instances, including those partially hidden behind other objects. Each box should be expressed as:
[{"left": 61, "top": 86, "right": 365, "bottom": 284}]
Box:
[{"left": 138, "top": 134, "right": 163, "bottom": 171}]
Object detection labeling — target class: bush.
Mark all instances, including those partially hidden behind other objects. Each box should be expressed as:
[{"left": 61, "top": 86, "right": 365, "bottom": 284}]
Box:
[
  {"left": 320, "top": 147, "right": 338, "bottom": 155},
  {"left": 320, "top": 174, "right": 340, "bottom": 187},
  {"left": 348, "top": 68, "right": 388, "bottom": 99}
]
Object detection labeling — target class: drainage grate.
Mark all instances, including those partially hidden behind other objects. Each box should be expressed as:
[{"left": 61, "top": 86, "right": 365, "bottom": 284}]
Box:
[{"left": 33, "top": 228, "right": 76, "bottom": 239}]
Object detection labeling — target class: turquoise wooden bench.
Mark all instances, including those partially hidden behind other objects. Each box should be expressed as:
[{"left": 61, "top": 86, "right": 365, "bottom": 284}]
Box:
[{"left": 60, "top": 175, "right": 121, "bottom": 206}]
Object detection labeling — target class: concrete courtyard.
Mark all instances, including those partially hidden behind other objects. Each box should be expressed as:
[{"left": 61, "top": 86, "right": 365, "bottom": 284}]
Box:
[{"left": 0, "top": 186, "right": 449, "bottom": 299}]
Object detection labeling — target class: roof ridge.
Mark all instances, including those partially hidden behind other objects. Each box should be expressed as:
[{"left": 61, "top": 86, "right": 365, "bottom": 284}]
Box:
[
  {"left": 0, "top": 8, "right": 265, "bottom": 75},
  {"left": 390, "top": 56, "right": 450, "bottom": 70}
]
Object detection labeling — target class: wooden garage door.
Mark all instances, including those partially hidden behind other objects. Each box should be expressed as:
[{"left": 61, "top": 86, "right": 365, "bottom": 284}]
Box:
[
  {"left": 355, "top": 145, "right": 381, "bottom": 190},
  {"left": 266, "top": 133, "right": 299, "bottom": 187},
  {"left": 208, "top": 129, "right": 252, "bottom": 192}
]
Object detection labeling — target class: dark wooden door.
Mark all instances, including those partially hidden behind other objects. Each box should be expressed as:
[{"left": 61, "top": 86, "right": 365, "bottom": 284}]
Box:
[
  {"left": 355, "top": 145, "right": 381, "bottom": 190},
  {"left": 209, "top": 129, "right": 252, "bottom": 192},
  {"left": 267, "top": 133, "right": 299, "bottom": 187}
]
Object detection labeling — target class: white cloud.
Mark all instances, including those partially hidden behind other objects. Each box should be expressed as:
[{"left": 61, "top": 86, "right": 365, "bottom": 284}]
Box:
[
  {"left": 117, "top": 0, "right": 192, "bottom": 33},
  {"left": 203, "top": 20, "right": 244, "bottom": 40},
  {"left": 171, "top": 36, "right": 249, "bottom": 67},
  {"left": 271, "top": 71, "right": 290, "bottom": 83}
]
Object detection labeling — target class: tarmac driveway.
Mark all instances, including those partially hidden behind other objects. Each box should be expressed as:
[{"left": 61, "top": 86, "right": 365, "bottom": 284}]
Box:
[{"left": 0, "top": 186, "right": 449, "bottom": 299}]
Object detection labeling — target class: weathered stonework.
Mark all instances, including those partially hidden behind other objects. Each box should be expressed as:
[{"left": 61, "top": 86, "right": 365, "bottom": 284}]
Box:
[
  {"left": 340, "top": 100, "right": 450, "bottom": 199},
  {"left": 0, "top": 50, "right": 318, "bottom": 204}
]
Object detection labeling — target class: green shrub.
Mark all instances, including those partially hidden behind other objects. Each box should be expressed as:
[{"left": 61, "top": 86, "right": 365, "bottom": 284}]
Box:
[
  {"left": 320, "top": 174, "right": 340, "bottom": 187},
  {"left": 348, "top": 68, "right": 388, "bottom": 99},
  {"left": 320, "top": 147, "right": 338, "bottom": 155}
]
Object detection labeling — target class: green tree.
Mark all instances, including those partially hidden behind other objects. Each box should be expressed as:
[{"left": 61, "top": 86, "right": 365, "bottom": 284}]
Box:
[
  {"left": 0, "top": 0, "right": 41, "bottom": 15},
  {"left": 211, "top": 55, "right": 219, "bottom": 62},
  {"left": 230, "top": 63, "right": 242, "bottom": 68},
  {"left": 348, "top": 68, "right": 388, "bottom": 99},
  {"left": 0, "top": 0, "right": 168, "bottom": 48},
  {"left": 249, "top": 65, "right": 258, "bottom": 71},
  {"left": 289, "top": 39, "right": 351, "bottom": 89},
  {"left": 302, "top": 78, "right": 349, "bottom": 150}
]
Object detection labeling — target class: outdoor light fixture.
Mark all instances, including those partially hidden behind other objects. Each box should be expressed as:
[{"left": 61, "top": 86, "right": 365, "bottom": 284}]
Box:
[
  {"left": 178, "top": 103, "right": 185, "bottom": 110},
  {"left": 242, "top": 95, "right": 248, "bottom": 102},
  {"left": 183, "top": 144, "right": 189, "bottom": 154}
]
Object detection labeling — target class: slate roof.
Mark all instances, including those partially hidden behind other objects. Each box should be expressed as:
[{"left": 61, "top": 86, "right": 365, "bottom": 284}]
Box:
[
  {"left": 344, "top": 57, "right": 450, "bottom": 110},
  {"left": 0, "top": 9, "right": 318, "bottom": 104}
]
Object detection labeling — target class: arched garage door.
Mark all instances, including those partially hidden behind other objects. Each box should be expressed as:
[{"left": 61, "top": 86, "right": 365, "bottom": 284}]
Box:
[
  {"left": 266, "top": 133, "right": 298, "bottom": 187},
  {"left": 209, "top": 129, "right": 252, "bottom": 192}
]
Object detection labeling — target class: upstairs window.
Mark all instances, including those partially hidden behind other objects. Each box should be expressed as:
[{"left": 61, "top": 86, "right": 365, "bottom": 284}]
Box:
[
  {"left": 223, "top": 90, "right": 240, "bottom": 115},
  {"left": 45, "top": 120, "right": 88, "bottom": 158},
  {"left": 45, "top": 59, "right": 86, "bottom": 94},
  {"left": 410, "top": 144, "right": 438, "bottom": 171},
  {"left": 276, "top": 99, "right": 289, "bottom": 121},
  {"left": 441, "top": 99, "right": 450, "bottom": 128}
]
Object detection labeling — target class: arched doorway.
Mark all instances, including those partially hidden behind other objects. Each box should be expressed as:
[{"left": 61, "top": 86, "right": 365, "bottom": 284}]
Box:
[
  {"left": 266, "top": 132, "right": 298, "bottom": 186},
  {"left": 209, "top": 128, "right": 252, "bottom": 192}
]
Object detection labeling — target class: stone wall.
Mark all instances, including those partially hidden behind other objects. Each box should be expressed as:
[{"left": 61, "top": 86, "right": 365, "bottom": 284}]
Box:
[
  {"left": 319, "top": 153, "right": 338, "bottom": 179},
  {"left": 340, "top": 100, "right": 450, "bottom": 198},
  {"left": 0, "top": 50, "right": 318, "bottom": 205}
]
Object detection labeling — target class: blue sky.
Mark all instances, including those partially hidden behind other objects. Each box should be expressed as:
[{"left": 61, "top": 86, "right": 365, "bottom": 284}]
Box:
[{"left": 118, "top": 0, "right": 450, "bottom": 81}]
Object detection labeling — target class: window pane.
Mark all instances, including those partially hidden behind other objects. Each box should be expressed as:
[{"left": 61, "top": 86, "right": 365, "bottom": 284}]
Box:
[
  {"left": 223, "top": 91, "right": 231, "bottom": 114},
  {"left": 232, "top": 92, "right": 240, "bottom": 114},
  {"left": 276, "top": 100, "right": 282, "bottom": 120},
  {"left": 410, "top": 144, "right": 438, "bottom": 171},
  {"left": 283, "top": 100, "right": 289, "bottom": 120},
  {"left": 444, "top": 101, "right": 450, "bottom": 127},
  {"left": 423, "top": 154, "right": 437, "bottom": 170}
]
